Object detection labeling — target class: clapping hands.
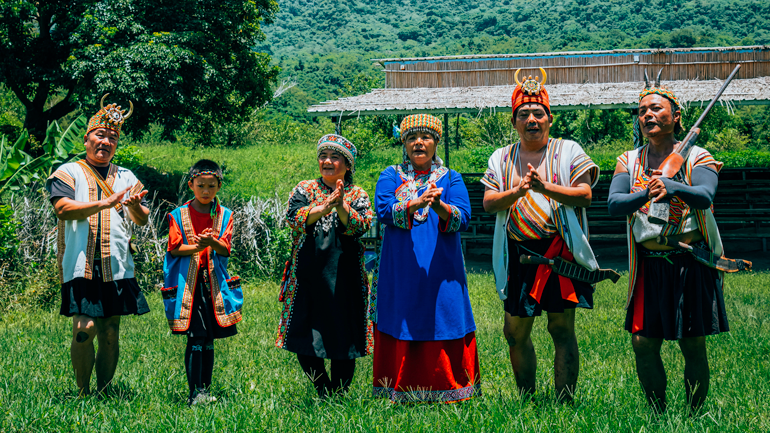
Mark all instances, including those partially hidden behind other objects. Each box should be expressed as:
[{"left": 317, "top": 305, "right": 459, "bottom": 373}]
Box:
[
  {"left": 123, "top": 190, "right": 149, "bottom": 208},
  {"left": 321, "top": 179, "right": 346, "bottom": 214},
  {"left": 520, "top": 163, "right": 546, "bottom": 193},
  {"left": 102, "top": 187, "right": 148, "bottom": 210},
  {"left": 417, "top": 182, "right": 444, "bottom": 210},
  {"left": 192, "top": 228, "right": 218, "bottom": 251}
]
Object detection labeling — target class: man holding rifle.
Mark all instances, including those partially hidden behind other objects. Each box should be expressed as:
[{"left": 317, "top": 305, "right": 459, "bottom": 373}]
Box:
[{"left": 608, "top": 68, "right": 749, "bottom": 413}]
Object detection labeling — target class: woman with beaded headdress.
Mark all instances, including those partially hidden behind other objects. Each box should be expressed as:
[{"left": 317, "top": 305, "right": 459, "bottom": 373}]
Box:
[
  {"left": 275, "top": 134, "right": 373, "bottom": 398},
  {"left": 371, "top": 114, "right": 480, "bottom": 403},
  {"left": 608, "top": 70, "right": 729, "bottom": 413}
]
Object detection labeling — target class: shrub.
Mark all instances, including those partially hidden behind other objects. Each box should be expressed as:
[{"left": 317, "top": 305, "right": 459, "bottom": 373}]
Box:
[
  {"left": 112, "top": 145, "right": 145, "bottom": 170},
  {"left": 713, "top": 149, "right": 770, "bottom": 168},
  {"left": 0, "top": 204, "right": 18, "bottom": 262},
  {"left": 707, "top": 128, "right": 751, "bottom": 153}
]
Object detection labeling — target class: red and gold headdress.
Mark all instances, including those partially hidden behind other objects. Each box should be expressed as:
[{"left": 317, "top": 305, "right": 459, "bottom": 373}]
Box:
[
  {"left": 511, "top": 68, "right": 550, "bottom": 116},
  {"left": 85, "top": 94, "right": 134, "bottom": 139}
]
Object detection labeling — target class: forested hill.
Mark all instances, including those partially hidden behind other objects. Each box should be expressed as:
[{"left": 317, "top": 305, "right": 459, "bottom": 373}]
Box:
[{"left": 258, "top": 0, "right": 770, "bottom": 119}]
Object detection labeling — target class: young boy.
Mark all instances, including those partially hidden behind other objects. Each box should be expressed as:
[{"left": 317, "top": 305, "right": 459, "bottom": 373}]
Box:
[{"left": 162, "top": 159, "right": 242, "bottom": 406}]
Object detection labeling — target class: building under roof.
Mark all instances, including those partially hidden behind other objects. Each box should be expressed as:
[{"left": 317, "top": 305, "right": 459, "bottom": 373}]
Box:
[{"left": 308, "top": 45, "right": 770, "bottom": 118}]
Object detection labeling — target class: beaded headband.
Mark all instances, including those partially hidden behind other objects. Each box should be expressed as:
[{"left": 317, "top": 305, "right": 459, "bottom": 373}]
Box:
[
  {"left": 400, "top": 114, "right": 442, "bottom": 143},
  {"left": 639, "top": 68, "right": 681, "bottom": 110},
  {"left": 191, "top": 170, "right": 223, "bottom": 181}
]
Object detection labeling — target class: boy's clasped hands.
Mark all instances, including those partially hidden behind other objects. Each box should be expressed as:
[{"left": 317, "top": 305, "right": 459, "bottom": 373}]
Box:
[{"left": 191, "top": 228, "right": 220, "bottom": 253}]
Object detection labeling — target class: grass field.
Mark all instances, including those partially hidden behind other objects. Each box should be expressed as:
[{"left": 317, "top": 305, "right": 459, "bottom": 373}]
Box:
[{"left": 2, "top": 271, "right": 769, "bottom": 432}]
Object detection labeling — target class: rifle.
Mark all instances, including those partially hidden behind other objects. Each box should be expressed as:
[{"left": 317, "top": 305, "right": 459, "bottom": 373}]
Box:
[
  {"left": 647, "top": 64, "right": 742, "bottom": 225},
  {"left": 519, "top": 255, "right": 621, "bottom": 284},
  {"left": 656, "top": 236, "right": 752, "bottom": 272}
]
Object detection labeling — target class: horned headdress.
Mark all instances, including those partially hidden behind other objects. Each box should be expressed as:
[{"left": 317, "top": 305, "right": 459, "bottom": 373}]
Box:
[
  {"left": 511, "top": 68, "right": 551, "bottom": 116},
  {"left": 85, "top": 93, "right": 134, "bottom": 138}
]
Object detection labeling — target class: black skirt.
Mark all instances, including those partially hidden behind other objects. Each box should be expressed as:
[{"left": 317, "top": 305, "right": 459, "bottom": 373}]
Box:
[
  {"left": 60, "top": 260, "right": 150, "bottom": 318},
  {"left": 625, "top": 242, "right": 729, "bottom": 340},
  {"left": 282, "top": 229, "right": 368, "bottom": 360},
  {"left": 172, "top": 269, "right": 237, "bottom": 339},
  {"left": 504, "top": 237, "right": 594, "bottom": 317}
]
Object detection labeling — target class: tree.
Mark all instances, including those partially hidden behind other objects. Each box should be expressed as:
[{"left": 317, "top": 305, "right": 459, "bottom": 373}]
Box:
[{"left": 0, "top": 0, "right": 280, "bottom": 145}]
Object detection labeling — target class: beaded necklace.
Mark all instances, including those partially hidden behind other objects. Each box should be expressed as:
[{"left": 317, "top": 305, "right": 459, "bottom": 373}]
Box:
[{"left": 398, "top": 160, "right": 445, "bottom": 223}]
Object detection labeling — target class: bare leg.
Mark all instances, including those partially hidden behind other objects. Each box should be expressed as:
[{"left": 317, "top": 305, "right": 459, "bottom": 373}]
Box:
[
  {"left": 679, "top": 336, "right": 709, "bottom": 413},
  {"left": 632, "top": 335, "right": 667, "bottom": 413},
  {"left": 503, "top": 312, "right": 537, "bottom": 397},
  {"left": 547, "top": 309, "right": 579, "bottom": 402},
  {"left": 95, "top": 316, "right": 121, "bottom": 393},
  {"left": 71, "top": 315, "right": 98, "bottom": 396}
]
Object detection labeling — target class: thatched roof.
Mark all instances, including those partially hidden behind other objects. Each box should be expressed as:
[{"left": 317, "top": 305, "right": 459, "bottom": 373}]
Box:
[{"left": 308, "top": 77, "right": 770, "bottom": 118}]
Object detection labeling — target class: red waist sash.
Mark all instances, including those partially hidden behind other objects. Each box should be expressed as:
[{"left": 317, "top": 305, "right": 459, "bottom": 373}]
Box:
[{"left": 528, "top": 236, "right": 578, "bottom": 304}]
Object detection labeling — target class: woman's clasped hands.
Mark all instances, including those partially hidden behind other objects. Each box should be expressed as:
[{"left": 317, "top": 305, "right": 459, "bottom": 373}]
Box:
[
  {"left": 321, "top": 179, "right": 348, "bottom": 215},
  {"left": 416, "top": 182, "right": 444, "bottom": 211}
]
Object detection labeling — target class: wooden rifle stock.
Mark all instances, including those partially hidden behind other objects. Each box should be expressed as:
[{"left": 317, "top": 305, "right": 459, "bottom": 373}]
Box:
[{"left": 647, "top": 64, "right": 742, "bottom": 224}]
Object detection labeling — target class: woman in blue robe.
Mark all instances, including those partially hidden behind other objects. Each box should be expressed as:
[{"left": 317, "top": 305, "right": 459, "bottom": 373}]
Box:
[{"left": 371, "top": 114, "right": 481, "bottom": 403}]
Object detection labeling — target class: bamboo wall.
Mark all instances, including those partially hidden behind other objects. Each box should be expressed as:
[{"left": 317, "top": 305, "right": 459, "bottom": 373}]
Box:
[{"left": 382, "top": 47, "right": 770, "bottom": 89}]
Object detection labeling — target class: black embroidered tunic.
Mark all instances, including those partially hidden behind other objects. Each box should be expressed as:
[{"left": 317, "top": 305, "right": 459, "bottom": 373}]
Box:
[{"left": 275, "top": 179, "right": 374, "bottom": 359}]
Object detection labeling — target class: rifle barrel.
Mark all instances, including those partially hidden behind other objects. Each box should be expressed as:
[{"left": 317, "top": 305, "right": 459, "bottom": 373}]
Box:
[{"left": 691, "top": 64, "right": 741, "bottom": 129}]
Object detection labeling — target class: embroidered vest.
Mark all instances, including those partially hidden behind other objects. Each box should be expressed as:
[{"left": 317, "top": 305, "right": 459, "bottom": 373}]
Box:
[
  {"left": 622, "top": 145, "right": 724, "bottom": 308},
  {"left": 162, "top": 204, "right": 242, "bottom": 331},
  {"left": 47, "top": 161, "right": 144, "bottom": 283}
]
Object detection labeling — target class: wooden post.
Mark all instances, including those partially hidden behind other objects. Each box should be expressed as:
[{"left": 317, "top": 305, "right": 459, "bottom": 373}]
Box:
[
  {"left": 444, "top": 113, "right": 450, "bottom": 168},
  {"left": 455, "top": 114, "right": 460, "bottom": 149},
  {"left": 335, "top": 118, "right": 342, "bottom": 135}
]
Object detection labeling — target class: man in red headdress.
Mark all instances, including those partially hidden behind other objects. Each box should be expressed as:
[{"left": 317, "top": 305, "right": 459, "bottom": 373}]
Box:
[
  {"left": 481, "top": 69, "right": 601, "bottom": 401},
  {"left": 46, "top": 95, "right": 150, "bottom": 396}
]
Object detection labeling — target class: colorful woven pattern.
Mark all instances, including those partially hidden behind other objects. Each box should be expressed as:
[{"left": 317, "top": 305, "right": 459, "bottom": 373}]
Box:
[
  {"left": 85, "top": 95, "right": 134, "bottom": 138},
  {"left": 191, "top": 170, "right": 223, "bottom": 181},
  {"left": 317, "top": 134, "right": 357, "bottom": 173},
  {"left": 86, "top": 107, "right": 125, "bottom": 138},
  {"left": 511, "top": 84, "right": 550, "bottom": 115},
  {"left": 639, "top": 88, "right": 682, "bottom": 110},
  {"left": 399, "top": 114, "right": 443, "bottom": 143}
]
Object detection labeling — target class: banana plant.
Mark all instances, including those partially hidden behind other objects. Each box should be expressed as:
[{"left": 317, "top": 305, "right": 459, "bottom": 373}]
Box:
[{"left": 0, "top": 115, "right": 87, "bottom": 196}]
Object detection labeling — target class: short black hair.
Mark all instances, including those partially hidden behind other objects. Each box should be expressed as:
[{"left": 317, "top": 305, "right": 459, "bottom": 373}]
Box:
[{"left": 189, "top": 159, "right": 223, "bottom": 183}]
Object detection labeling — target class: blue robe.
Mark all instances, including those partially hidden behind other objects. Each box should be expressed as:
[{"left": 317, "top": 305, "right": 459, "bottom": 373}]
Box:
[{"left": 372, "top": 164, "right": 475, "bottom": 341}]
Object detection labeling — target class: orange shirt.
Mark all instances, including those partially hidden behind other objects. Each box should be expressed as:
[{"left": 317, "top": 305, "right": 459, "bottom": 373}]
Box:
[{"left": 167, "top": 205, "right": 233, "bottom": 270}]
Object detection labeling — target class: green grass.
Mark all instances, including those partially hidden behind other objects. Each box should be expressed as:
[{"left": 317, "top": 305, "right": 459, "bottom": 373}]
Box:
[{"left": 2, "top": 271, "right": 769, "bottom": 432}]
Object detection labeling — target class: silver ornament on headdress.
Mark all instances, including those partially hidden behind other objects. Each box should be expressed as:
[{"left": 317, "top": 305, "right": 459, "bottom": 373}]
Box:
[{"left": 100, "top": 93, "right": 134, "bottom": 125}]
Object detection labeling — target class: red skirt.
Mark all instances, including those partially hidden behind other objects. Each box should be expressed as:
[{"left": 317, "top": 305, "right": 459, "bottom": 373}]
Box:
[{"left": 372, "top": 325, "right": 481, "bottom": 403}]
